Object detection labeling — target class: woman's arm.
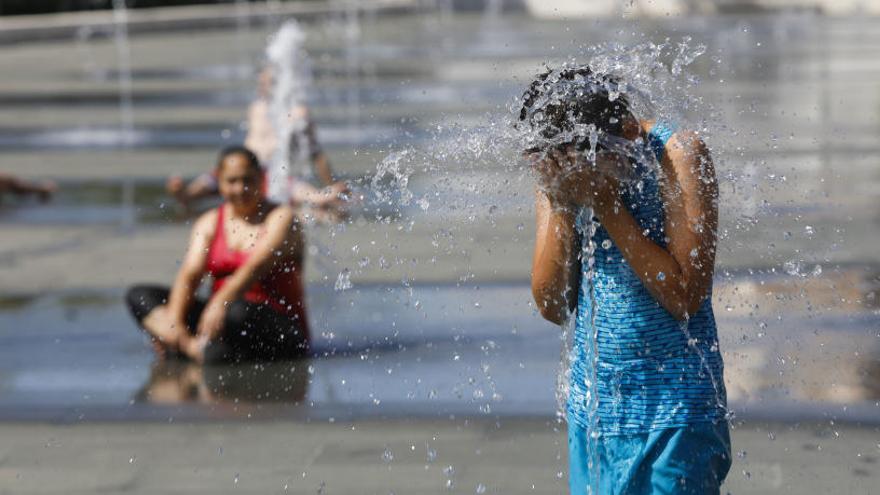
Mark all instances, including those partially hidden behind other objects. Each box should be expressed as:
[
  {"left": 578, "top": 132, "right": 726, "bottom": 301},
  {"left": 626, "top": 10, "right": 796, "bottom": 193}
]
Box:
[
  {"left": 304, "top": 116, "right": 337, "bottom": 187},
  {"left": 312, "top": 151, "right": 335, "bottom": 188},
  {"left": 531, "top": 189, "right": 578, "bottom": 325},
  {"left": 166, "top": 211, "right": 215, "bottom": 326},
  {"left": 591, "top": 132, "right": 718, "bottom": 320},
  {"left": 196, "top": 206, "right": 304, "bottom": 338}
]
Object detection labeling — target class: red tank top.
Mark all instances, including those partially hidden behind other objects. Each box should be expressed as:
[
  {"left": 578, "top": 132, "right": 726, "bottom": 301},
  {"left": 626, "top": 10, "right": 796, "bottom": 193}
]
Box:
[{"left": 206, "top": 204, "right": 309, "bottom": 335}]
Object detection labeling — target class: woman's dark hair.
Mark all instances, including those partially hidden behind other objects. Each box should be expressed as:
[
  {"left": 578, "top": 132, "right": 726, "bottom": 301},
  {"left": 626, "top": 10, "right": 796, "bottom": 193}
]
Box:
[
  {"left": 519, "top": 65, "right": 634, "bottom": 151},
  {"left": 216, "top": 145, "right": 261, "bottom": 174}
]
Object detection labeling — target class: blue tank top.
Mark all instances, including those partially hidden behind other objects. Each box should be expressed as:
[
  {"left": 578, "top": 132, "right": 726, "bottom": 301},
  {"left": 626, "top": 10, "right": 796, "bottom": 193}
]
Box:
[{"left": 568, "top": 120, "right": 727, "bottom": 435}]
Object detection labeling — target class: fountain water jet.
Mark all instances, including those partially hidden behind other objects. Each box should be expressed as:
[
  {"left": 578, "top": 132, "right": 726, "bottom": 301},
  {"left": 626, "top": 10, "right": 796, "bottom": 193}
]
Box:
[{"left": 264, "top": 20, "right": 314, "bottom": 203}]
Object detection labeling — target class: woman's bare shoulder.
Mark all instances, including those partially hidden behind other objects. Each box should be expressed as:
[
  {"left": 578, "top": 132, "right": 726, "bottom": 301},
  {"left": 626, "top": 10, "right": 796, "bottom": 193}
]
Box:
[{"left": 191, "top": 208, "right": 219, "bottom": 238}]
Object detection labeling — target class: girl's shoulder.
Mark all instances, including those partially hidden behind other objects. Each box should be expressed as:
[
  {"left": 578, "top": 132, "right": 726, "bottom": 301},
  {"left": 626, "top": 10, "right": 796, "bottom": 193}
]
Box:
[
  {"left": 664, "top": 129, "right": 708, "bottom": 162},
  {"left": 640, "top": 118, "right": 706, "bottom": 161}
]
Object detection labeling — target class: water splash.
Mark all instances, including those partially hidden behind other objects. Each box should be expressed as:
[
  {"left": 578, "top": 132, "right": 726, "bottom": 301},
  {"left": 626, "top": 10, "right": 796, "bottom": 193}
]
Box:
[
  {"left": 264, "top": 20, "right": 315, "bottom": 203},
  {"left": 341, "top": 38, "right": 723, "bottom": 442}
]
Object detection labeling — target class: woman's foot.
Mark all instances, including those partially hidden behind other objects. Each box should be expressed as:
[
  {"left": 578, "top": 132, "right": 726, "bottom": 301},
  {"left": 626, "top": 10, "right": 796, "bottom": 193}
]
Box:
[
  {"left": 141, "top": 306, "right": 187, "bottom": 357},
  {"left": 180, "top": 334, "right": 208, "bottom": 364}
]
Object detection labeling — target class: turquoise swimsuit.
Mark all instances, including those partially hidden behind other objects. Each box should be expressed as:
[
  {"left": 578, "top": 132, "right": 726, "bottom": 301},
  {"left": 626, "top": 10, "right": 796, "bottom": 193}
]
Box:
[{"left": 567, "top": 121, "right": 731, "bottom": 494}]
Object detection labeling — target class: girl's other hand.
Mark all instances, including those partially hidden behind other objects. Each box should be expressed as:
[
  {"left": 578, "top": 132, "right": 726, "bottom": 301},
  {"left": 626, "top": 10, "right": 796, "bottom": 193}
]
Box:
[
  {"left": 528, "top": 148, "right": 577, "bottom": 209},
  {"left": 592, "top": 151, "right": 632, "bottom": 182}
]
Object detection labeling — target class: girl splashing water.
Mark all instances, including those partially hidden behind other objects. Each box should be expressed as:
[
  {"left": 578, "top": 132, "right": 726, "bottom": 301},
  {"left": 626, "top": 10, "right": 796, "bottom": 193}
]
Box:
[{"left": 525, "top": 66, "right": 731, "bottom": 494}]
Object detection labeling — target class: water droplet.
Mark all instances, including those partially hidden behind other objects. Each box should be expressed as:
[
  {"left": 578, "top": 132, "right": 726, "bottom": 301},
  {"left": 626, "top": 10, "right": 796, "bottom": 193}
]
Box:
[
  {"left": 656, "top": 272, "right": 666, "bottom": 281},
  {"left": 476, "top": 483, "right": 487, "bottom": 494},
  {"left": 443, "top": 465, "right": 455, "bottom": 490},
  {"left": 601, "top": 239, "right": 612, "bottom": 249},
  {"left": 382, "top": 447, "right": 394, "bottom": 463},
  {"left": 334, "top": 268, "right": 352, "bottom": 291},
  {"left": 783, "top": 259, "right": 803, "bottom": 276}
]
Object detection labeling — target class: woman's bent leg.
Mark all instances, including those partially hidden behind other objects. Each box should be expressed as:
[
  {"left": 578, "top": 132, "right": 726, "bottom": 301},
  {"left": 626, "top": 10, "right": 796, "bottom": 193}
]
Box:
[
  {"left": 126, "top": 284, "right": 205, "bottom": 358},
  {"left": 126, "top": 285, "right": 170, "bottom": 324}
]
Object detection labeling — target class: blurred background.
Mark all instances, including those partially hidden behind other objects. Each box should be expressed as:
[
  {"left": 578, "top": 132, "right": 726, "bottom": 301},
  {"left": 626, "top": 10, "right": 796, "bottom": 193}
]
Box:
[{"left": 0, "top": 0, "right": 879, "bottom": 493}]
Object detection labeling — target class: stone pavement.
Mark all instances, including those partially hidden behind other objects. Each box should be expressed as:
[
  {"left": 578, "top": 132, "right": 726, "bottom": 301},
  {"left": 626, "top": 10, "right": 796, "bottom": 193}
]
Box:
[{"left": 0, "top": 418, "right": 877, "bottom": 494}]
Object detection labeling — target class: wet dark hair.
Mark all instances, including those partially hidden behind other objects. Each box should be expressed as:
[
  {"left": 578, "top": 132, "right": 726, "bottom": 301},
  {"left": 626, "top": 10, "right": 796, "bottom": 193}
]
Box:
[
  {"left": 518, "top": 65, "right": 634, "bottom": 152},
  {"left": 216, "top": 145, "right": 261, "bottom": 174}
]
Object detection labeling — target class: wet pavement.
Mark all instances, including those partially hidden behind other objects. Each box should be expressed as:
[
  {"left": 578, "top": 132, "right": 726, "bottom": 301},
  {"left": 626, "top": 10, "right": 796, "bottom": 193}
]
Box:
[{"left": 0, "top": 274, "right": 878, "bottom": 426}]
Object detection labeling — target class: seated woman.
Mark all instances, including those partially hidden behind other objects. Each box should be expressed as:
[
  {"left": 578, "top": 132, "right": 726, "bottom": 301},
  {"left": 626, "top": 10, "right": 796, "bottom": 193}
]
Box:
[{"left": 127, "top": 146, "right": 309, "bottom": 364}]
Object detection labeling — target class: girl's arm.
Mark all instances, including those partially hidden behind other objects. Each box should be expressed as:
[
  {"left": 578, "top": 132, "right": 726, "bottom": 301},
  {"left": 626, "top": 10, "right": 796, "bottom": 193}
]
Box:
[
  {"left": 196, "top": 206, "right": 304, "bottom": 338},
  {"left": 592, "top": 131, "right": 718, "bottom": 320},
  {"left": 531, "top": 190, "right": 578, "bottom": 325},
  {"left": 166, "top": 211, "right": 215, "bottom": 326}
]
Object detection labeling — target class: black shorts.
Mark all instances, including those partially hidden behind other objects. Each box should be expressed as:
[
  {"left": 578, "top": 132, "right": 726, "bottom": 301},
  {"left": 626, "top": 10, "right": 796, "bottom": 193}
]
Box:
[{"left": 126, "top": 284, "right": 308, "bottom": 364}]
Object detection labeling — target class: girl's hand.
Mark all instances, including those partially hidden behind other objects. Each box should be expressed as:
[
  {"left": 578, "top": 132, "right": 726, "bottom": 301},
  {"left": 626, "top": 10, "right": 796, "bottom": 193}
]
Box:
[
  {"left": 196, "top": 297, "right": 228, "bottom": 342},
  {"left": 531, "top": 147, "right": 620, "bottom": 209}
]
